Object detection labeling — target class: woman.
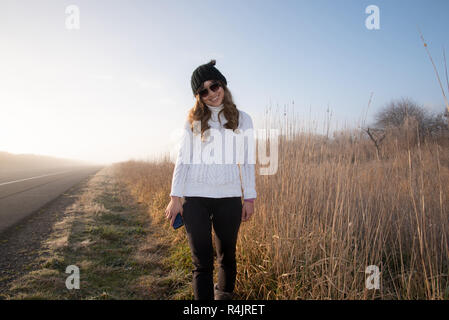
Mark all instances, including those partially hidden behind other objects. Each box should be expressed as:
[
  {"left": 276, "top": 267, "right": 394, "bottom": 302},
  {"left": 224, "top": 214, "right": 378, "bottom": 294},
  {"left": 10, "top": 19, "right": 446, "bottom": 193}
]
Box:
[{"left": 164, "top": 60, "right": 257, "bottom": 300}]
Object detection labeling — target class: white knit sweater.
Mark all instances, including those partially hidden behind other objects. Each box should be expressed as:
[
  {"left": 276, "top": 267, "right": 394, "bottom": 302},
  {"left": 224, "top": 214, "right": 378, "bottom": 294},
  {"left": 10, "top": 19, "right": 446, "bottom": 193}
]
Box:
[{"left": 170, "top": 103, "right": 257, "bottom": 199}]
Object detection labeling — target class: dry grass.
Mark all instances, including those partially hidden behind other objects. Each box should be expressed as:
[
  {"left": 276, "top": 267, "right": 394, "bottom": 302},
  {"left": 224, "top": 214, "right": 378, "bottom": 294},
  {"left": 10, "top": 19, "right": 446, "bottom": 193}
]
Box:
[{"left": 113, "top": 109, "right": 449, "bottom": 300}]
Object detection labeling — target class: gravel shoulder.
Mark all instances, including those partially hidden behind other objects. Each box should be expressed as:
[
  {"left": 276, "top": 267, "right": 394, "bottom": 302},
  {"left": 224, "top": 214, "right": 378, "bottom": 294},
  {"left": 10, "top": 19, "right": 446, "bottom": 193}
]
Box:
[{"left": 0, "top": 166, "right": 190, "bottom": 299}]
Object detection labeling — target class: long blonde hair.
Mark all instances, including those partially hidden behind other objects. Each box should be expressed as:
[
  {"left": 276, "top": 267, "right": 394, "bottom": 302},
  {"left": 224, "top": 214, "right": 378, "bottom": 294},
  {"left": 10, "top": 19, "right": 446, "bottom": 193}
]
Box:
[{"left": 187, "top": 80, "right": 240, "bottom": 141}]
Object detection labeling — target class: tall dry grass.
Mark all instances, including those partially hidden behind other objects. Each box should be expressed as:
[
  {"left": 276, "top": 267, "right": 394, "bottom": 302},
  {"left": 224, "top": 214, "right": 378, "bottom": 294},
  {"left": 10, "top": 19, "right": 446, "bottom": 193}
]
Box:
[{"left": 113, "top": 107, "right": 449, "bottom": 299}]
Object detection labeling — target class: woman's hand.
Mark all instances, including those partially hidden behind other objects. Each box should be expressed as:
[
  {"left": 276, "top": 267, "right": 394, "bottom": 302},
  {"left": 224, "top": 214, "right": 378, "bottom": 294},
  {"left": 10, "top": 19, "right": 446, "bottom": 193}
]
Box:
[
  {"left": 241, "top": 200, "right": 254, "bottom": 222},
  {"left": 165, "top": 196, "right": 183, "bottom": 227}
]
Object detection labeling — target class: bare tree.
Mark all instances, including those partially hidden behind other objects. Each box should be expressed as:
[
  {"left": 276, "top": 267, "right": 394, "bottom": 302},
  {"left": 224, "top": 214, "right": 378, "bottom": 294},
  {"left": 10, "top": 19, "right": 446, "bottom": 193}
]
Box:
[
  {"left": 425, "top": 111, "right": 449, "bottom": 138},
  {"left": 362, "top": 127, "right": 385, "bottom": 160},
  {"left": 366, "top": 98, "right": 449, "bottom": 155},
  {"left": 374, "top": 98, "right": 429, "bottom": 135}
]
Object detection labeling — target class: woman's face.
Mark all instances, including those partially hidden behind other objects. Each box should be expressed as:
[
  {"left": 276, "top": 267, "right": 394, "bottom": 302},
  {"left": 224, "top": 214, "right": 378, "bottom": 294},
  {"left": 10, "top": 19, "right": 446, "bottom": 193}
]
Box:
[{"left": 200, "top": 80, "right": 224, "bottom": 107}]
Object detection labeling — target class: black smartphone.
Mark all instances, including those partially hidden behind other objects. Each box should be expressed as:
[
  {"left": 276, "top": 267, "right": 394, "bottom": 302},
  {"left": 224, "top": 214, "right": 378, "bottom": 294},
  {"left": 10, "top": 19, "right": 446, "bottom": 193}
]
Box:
[{"left": 173, "top": 212, "right": 184, "bottom": 229}]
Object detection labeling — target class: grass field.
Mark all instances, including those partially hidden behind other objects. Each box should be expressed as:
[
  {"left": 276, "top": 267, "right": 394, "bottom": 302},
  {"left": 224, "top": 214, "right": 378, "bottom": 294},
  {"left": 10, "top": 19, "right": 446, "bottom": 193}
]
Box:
[{"left": 113, "top": 109, "right": 449, "bottom": 300}]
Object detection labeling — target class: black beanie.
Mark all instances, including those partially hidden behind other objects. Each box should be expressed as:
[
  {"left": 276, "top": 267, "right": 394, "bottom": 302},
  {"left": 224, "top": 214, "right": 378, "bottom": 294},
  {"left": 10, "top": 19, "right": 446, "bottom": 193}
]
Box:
[{"left": 191, "top": 59, "right": 227, "bottom": 96}]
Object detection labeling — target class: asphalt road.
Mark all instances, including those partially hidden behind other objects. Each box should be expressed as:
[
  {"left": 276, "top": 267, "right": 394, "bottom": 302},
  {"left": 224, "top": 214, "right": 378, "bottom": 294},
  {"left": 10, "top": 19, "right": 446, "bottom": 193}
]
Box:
[{"left": 0, "top": 165, "right": 104, "bottom": 234}]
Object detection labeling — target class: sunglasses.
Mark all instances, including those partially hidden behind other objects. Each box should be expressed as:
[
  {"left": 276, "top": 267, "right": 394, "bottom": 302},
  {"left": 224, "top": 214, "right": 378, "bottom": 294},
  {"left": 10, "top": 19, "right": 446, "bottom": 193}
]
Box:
[{"left": 197, "top": 82, "right": 222, "bottom": 98}]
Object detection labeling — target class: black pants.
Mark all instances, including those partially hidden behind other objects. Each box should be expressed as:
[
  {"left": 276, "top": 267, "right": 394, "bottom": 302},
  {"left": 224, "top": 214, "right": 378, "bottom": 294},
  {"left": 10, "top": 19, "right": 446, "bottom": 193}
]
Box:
[{"left": 182, "top": 196, "right": 242, "bottom": 300}]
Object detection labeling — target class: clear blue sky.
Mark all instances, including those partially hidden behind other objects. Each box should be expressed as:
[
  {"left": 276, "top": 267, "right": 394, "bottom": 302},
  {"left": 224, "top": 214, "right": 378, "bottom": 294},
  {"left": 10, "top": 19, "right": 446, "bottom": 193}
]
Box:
[{"left": 1, "top": 0, "right": 448, "bottom": 164}]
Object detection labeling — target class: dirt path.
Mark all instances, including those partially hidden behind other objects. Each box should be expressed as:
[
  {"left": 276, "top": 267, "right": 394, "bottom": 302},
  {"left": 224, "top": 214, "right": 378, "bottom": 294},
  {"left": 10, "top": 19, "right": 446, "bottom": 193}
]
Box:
[{"left": 0, "top": 166, "right": 190, "bottom": 299}]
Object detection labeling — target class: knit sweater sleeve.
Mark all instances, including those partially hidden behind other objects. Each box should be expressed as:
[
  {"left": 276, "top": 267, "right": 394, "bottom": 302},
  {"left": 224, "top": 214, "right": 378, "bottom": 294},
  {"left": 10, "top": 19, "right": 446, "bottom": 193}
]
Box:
[
  {"left": 169, "top": 119, "right": 191, "bottom": 197},
  {"left": 240, "top": 111, "right": 257, "bottom": 199}
]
